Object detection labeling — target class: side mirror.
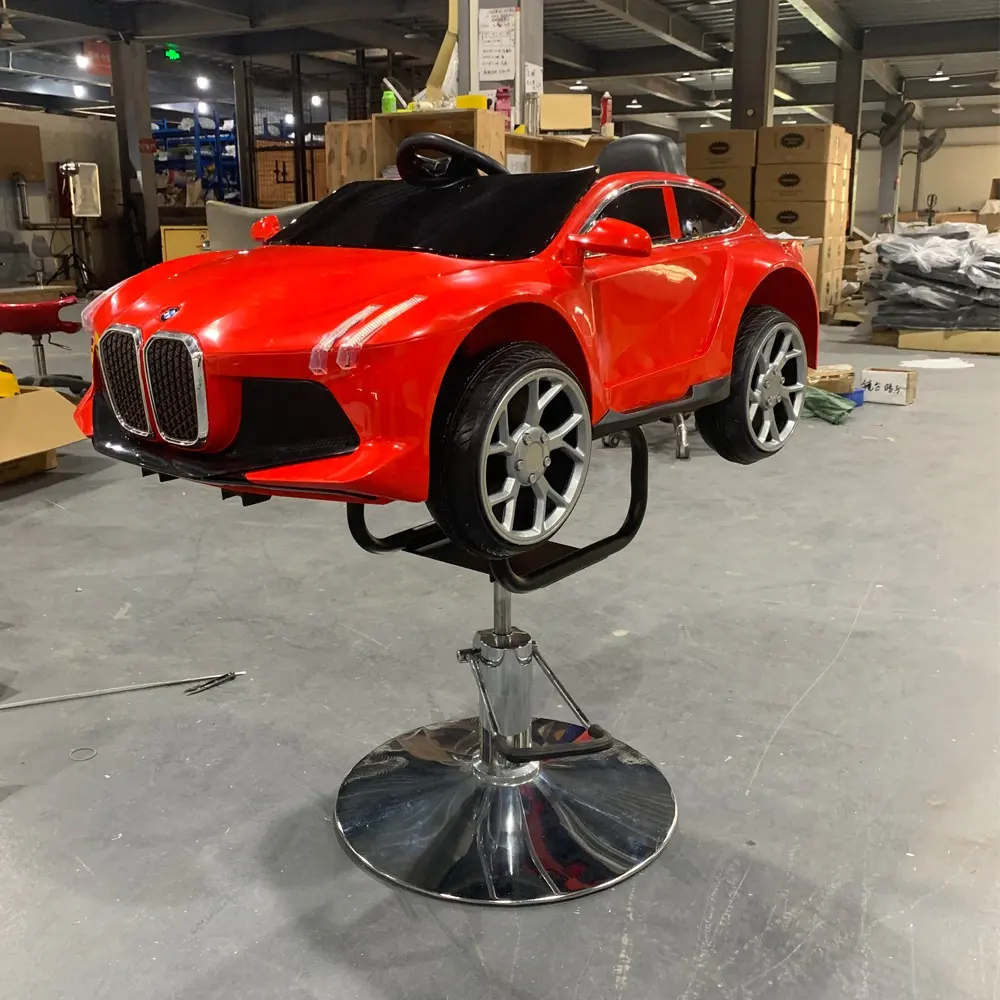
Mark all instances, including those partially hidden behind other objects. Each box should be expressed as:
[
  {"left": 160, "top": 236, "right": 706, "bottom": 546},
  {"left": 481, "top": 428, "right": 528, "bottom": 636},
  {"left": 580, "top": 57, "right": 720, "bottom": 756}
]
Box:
[
  {"left": 250, "top": 214, "right": 282, "bottom": 243},
  {"left": 565, "top": 218, "right": 653, "bottom": 262}
]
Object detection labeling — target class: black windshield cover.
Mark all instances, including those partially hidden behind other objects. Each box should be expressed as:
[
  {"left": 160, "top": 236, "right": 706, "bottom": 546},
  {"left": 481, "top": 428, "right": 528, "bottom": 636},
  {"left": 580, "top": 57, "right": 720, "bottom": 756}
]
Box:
[{"left": 269, "top": 169, "right": 597, "bottom": 261}]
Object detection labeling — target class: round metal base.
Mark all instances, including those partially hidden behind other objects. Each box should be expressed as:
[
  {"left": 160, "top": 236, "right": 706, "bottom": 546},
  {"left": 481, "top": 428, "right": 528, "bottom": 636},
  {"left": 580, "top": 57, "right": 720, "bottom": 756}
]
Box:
[{"left": 334, "top": 717, "right": 677, "bottom": 905}]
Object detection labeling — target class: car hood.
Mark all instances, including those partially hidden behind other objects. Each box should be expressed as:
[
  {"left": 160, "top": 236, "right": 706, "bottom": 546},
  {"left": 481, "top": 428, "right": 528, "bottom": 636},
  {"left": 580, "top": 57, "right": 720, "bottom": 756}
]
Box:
[{"left": 102, "top": 246, "right": 492, "bottom": 353}]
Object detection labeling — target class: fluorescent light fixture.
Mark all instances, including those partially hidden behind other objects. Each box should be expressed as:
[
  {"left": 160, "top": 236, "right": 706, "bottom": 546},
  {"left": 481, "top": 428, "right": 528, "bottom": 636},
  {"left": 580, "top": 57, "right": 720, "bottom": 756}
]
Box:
[
  {"left": 625, "top": 99, "right": 642, "bottom": 109},
  {"left": 676, "top": 73, "right": 697, "bottom": 83},
  {"left": 930, "top": 63, "right": 950, "bottom": 83},
  {"left": 948, "top": 98, "right": 964, "bottom": 112},
  {"left": 310, "top": 94, "right": 322, "bottom": 107},
  {"left": 569, "top": 80, "right": 589, "bottom": 91},
  {"left": 284, "top": 113, "right": 295, "bottom": 125},
  {"left": 196, "top": 76, "right": 209, "bottom": 90},
  {"left": 781, "top": 117, "right": 797, "bottom": 125},
  {"left": 700, "top": 119, "right": 713, "bottom": 128},
  {"left": 73, "top": 84, "right": 86, "bottom": 98},
  {"left": 197, "top": 100, "right": 209, "bottom": 114},
  {"left": 75, "top": 53, "right": 91, "bottom": 70}
]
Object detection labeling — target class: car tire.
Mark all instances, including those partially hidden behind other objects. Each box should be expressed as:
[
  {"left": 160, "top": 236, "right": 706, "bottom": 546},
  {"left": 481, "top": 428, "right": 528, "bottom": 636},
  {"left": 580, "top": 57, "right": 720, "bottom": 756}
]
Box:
[
  {"left": 695, "top": 307, "right": 808, "bottom": 466},
  {"left": 428, "top": 343, "right": 592, "bottom": 558}
]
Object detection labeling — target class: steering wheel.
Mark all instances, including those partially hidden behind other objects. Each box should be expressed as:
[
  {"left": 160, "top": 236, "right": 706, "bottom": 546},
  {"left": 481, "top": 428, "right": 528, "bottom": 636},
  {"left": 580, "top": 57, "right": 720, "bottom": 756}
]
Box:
[{"left": 396, "top": 132, "right": 508, "bottom": 183}]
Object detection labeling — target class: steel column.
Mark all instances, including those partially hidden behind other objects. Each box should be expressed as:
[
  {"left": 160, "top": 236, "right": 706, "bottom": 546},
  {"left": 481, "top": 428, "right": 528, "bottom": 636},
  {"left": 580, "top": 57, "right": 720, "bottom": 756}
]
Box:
[
  {"left": 834, "top": 49, "right": 863, "bottom": 232},
  {"left": 110, "top": 39, "right": 159, "bottom": 270},
  {"left": 731, "top": 0, "right": 779, "bottom": 129},
  {"left": 876, "top": 97, "right": 905, "bottom": 229},
  {"left": 233, "top": 57, "right": 256, "bottom": 207},
  {"left": 290, "top": 54, "right": 308, "bottom": 203}
]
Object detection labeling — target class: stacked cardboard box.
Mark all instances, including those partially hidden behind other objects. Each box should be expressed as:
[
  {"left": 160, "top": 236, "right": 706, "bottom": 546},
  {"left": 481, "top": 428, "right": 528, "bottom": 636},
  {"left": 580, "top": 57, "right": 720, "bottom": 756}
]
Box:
[
  {"left": 684, "top": 130, "right": 756, "bottom": 215},
  {"left": 753, "top": 123, "right": 852, "bottom": 312}
]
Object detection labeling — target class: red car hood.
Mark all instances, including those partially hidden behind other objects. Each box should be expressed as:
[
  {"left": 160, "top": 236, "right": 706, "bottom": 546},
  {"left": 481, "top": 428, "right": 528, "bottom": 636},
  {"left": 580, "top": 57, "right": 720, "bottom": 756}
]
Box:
[{"left": 103, "top": 246, "right": 492, "bottom": 353}]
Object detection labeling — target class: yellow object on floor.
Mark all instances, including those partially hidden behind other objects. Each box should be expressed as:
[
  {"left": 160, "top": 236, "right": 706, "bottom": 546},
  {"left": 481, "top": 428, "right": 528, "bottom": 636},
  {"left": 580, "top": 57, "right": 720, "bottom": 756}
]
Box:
[{"left": 0, "top": 362, "right": 20, "bottom": 397}]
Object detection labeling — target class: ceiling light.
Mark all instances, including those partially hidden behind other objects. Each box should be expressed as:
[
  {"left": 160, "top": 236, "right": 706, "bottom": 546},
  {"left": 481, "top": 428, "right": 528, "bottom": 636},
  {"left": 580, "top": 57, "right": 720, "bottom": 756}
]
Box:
[
  {"left": 73, "top": 84, "right": 86, "bottom": 98},
  {"left": 992, "top": 106, "right": 1000, "bottom": 115},
  {"left": 197, "top": 100, "right": 209, "bottom": 114},
  {"left": 930, "top": 63, "right": 951, "bottom": 83},
  {"left": 625, "top": 99, "right": 642, "bottom": 109},
  {"left": 676, "top": 73, "right": 697, "bottom": 83},
  {"left": 948, "top": 98, "right": 964, "bottom": 112},
  {"left": 75, "top": 53, "right": 91, "bottom": 70},
  {"left": 990, "top": 72, "right": 1000, "bottom": 91},
  {"left": 284, "top": 113, "right": 295, "bottom": 125},
  {"left": 0, "top": 11, "right": 25, "bottom": 43},
  {"left": 196, "top": 76, "right": 209, "bottom": 90},
  {"left": 310, "top": 94, "right": 322, "bottom": 107},
  {"left": 700, "top": 119, "right": 713, "bottom": 128},
  {"left": 569, "top": 80, "right": 589, "bottom": 91},
  {"left": 781, "top": 117, "right": 797, "bottom": 125}
]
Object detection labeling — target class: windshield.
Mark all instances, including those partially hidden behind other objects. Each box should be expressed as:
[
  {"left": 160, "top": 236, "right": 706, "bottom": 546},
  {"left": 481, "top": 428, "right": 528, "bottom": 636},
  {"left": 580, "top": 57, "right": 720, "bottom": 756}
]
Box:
[{"left": 269, "top": 169, "right": 597, "bottom": 261}]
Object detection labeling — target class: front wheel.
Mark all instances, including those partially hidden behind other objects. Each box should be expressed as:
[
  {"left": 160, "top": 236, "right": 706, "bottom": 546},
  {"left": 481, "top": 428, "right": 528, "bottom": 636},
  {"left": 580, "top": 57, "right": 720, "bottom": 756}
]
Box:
[
  {"left": 428, "top": 343, "right": 592, "bottom": 558},
  {"left": 696, "top": 307, "right": 807, "bottom": 465}
]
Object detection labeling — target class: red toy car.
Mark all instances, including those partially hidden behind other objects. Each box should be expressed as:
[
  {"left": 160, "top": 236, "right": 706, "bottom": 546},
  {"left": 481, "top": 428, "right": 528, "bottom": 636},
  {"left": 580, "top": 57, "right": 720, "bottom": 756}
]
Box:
[{"left": 75, "top": 133, "right": 817, "bottom": 558}]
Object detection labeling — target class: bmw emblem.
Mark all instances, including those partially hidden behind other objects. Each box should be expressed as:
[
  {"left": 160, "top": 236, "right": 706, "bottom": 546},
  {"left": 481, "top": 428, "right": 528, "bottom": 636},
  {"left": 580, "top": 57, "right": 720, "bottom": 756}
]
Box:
[{"left": 160, "top": 306, "right": 181, "bottom": 321}]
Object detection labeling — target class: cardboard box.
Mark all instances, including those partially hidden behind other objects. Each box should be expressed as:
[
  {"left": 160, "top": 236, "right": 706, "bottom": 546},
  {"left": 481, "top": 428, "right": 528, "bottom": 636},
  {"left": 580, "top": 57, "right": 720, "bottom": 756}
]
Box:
[
  {"left": 685, "top": 129, "right": 757, "bottom": 169},
  {"left": 808, "top": 364, "right": 855, "bottom": 395},
  {"left": 895, "top": 329, "right": 1000, "bottom": 355},
  {"left": 979, "top": 213, "right": 1000, "bottom": 233},
  {"left": 539, "top": 94, "right": 592, "bottom": 133},
  {"left": 821, "top": 235, "right": 846, "bottom": 273},
  {"left": 989, "top": 179, "right": 1000, "bottom": 200},
  {"left": 754, "top": 199, "right": 844, "bottom": 238},
  {"left": 816, "top": 269, "right": 841, "bottom": 313},
  {"left": 799, "top": 237, "right": 822, "bottom": 285},
  {"left": 755, "top": 162, "right": 844, "bottom": 202},
  {"left": 935, "top": 211, "right": 979, "bottom": 224},
  {"left": 862, "top": 368, "right": 918, "bottom": 405},
  {"left": 0, "top": 386, "right": 85, "bottom": 485},
  {"left": 757, "top": 124, "right": 842, "bottom": 165},
  {"left": 688, "top": 166, "right": 754, "bottom": 212}
]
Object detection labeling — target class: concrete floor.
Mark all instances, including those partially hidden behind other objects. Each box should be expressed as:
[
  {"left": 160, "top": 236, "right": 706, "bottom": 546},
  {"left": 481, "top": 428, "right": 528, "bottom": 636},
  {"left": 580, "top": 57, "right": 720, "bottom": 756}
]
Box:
[{"left": 1, "top": 328, "right": 998, "bottom": 1000}]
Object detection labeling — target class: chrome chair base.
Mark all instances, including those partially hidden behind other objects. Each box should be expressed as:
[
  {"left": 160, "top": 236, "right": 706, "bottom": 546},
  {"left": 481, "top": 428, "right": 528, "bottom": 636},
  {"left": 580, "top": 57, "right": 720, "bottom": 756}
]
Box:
[{"left": 334, "top": 715, "right": 676, "bottom": 905}]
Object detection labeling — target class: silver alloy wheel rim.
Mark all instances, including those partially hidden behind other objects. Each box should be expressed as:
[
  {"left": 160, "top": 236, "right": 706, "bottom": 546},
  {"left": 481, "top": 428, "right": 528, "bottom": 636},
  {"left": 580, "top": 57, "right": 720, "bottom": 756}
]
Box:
[
  {"left": 480, "top": 367, "right": 592, "bottom": 547},
  {"left": 747, "top": 322, "right": 807, "bottom": 452}
]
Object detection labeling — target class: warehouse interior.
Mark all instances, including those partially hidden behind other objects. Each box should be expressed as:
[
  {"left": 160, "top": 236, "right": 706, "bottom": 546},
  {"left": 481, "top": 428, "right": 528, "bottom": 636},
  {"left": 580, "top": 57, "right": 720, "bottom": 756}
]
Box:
[{"left": 1, "top": 2, "right": 998, "bottom": 999}]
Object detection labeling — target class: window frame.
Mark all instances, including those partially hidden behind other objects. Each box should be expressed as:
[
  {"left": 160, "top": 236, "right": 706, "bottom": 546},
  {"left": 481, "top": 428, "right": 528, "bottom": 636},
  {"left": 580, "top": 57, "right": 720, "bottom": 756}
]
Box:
[{"left": 580, "top": 179, "right": 745, "bottom": 247}]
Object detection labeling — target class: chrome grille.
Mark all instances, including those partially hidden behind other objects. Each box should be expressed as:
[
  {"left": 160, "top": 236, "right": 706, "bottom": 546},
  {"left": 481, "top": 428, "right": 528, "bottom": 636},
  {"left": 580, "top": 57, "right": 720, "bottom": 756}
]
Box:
[
  {"left": 97, "top": 326, "right": 149, "bottom": 436},
  {"left": 144, "top": 333, "right": 207, "bottom": 446}
]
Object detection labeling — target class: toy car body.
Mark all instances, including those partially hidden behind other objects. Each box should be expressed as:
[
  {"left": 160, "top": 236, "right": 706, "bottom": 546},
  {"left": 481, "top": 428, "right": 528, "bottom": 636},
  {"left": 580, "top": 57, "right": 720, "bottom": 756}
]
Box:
[{"left": 75, "top": 134, "right": 818, "bottom": 557}]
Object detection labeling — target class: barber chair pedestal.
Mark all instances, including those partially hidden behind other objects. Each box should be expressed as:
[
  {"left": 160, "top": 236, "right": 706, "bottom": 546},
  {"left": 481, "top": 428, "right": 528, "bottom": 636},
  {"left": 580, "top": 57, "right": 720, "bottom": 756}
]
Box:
[
  {"left": 335, "top": 584, "right": 676, "bottom": 904},
  {"left": 336, "top": 430, "right": 676, "bottom": 905}
]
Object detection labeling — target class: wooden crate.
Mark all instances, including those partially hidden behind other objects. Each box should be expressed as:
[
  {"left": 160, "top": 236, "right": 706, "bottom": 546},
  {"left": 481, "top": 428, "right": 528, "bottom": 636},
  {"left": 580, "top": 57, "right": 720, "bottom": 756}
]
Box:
[
  {"left": 504, "top": 134, "right": 613, "bottom": 173},
  {"left": 255, "top": 142, "right": 327, "bottom": 207},
  {"left": 326, "top": 119, "right": 377, "bottom": 191}
]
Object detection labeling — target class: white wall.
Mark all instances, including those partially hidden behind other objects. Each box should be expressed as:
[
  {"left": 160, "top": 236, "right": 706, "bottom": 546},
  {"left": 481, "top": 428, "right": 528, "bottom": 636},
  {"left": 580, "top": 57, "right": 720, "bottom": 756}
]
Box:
[
  {"left": 0, "top": 108, "right": 124, "bottom": 286},
  {"left": 853, "top": 126, "right": 1000, "bottom": 234}
]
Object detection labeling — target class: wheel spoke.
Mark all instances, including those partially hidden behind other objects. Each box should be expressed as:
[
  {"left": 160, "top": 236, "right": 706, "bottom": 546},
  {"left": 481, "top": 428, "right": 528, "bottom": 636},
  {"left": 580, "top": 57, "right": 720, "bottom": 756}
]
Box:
[
  {"left": 538, "top": 381, "right": 564, "bottom": 413},
  {"left": 749, "top": 400, "right": 760, "bottom": 422},
  {"left": 535, "top": 477, "right": 569, "bottom": 509},
  {"left": 525, "top": 379, "right": 541, "bottom": 425},
  {"left": 784, "top": 348, "right": 803, "bottom": 362},
  {"left": 772, "top": 331, "right": 793, "bottom": 368},
  {"left": 757, "top": 411, "right": 772, "bottom": 444},
  {"left": 488, "top": 477, "right": 518, "bottom": 508},
  {"left": 488, "top": 408, "right": 515, "bottom": 455},
  {"left": 781, "top": 383, "right": 804, "bottom": 419},
  {"left": 548, "top": 412, "right": 584, "bottom": 456}
]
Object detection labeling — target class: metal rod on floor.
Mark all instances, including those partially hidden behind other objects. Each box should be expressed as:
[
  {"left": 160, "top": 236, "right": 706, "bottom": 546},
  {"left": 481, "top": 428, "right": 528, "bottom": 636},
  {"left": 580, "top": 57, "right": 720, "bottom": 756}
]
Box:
[
  {"left": 493, "top": 582, "right": 511, "bottom": 637},
  {"left": 0, "top": 672, "right": 247, "bottom": 712}
]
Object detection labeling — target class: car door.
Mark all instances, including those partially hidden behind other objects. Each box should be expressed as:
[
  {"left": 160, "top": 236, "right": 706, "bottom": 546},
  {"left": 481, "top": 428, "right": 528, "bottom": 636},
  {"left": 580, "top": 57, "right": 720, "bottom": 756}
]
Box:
[{"left": 585, "top": 182, "right": 741, "bottom": 412}]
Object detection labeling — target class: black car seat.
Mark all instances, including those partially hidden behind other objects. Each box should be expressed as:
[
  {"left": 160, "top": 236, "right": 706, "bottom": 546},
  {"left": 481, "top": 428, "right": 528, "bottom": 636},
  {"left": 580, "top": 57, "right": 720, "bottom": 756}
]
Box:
[{"left": 595, "top": 134, "right": 685, "bottom": 176}]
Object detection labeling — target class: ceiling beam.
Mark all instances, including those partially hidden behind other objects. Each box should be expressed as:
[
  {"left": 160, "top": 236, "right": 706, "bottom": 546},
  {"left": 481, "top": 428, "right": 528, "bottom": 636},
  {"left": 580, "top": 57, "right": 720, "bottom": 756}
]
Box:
[
  {"left": 252, "top": 0, "right": 442, "bottom": 30},
  {"left": 863, "top": 19, "right": 1000, "bottom": 59},
  {"left": 7, "top": 0, "right": 120, "bottom": 31},
  {"left": 630, "top": 76, "right": 702, "bottom": 107},
  {"left": 783, "top": 0, "right": 860, "bottom": 51},
  {"left": 544, "top": 33, "right": 597, "bottom": 73},
  {"left": 579, "top": 0, "right": 718, "bottom": 60},
  {"left": 865, "top": 58, "right": 903, "bottom": 96},
  {"left": 322, "top": 21, "right": 440, "bottom": 62}
]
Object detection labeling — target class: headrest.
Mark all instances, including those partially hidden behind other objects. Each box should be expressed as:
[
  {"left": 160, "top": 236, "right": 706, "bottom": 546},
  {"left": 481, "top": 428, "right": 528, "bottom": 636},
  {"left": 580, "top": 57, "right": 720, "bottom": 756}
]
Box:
[{"left": 596, "top": 134, "right": 685, "bottom": 177}]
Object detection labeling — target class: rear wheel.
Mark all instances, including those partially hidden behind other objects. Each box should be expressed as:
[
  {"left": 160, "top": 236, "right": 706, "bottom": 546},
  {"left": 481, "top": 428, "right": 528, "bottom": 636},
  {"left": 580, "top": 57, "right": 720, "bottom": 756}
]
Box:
[
  {"left": 696, "top": 307, "right": 807, "bottom": 465},
  {"left": 428, "top": 343, "right": 592, "bottom": 558}
]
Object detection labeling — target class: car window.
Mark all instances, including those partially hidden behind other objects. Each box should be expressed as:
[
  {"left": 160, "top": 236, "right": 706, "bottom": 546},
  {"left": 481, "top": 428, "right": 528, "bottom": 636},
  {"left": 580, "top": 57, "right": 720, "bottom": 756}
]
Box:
[
  {"left": 673, "top": 187, "right": 741, "bottom": 240},
  {"left": 596, "top": 186, "right": 671, "bottom": 241},
  {"left": 270, "top": 168, "right": 598, "bottom": 261}
]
